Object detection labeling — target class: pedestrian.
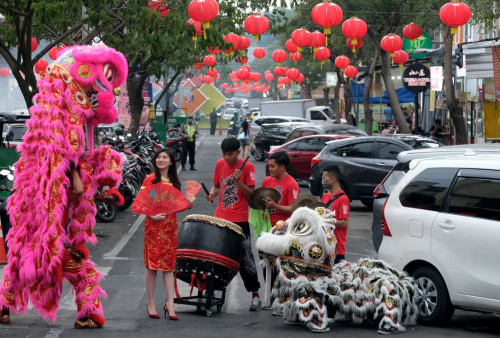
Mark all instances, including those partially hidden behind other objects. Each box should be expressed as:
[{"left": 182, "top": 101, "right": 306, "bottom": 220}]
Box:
[
  {"left": 180, "top": 116, "right": 198, "bottom": 171},
  {"left": 261, "top": 151, "right": 300, "bottom": 226},
  {"left": 209, "top": 108, "right": 218, "bottom": 136},
  {"left": 402, "top": 107, "right": 412, "bottom": 125},
  {"left": 429, "top": 119, "right": 446, "bottom": 144},
  {"left": 141, "top": 148, "right": 196, "bottom": 320},
  {"left": 347, "top": 112, "right": 357, "bottom": 126},
  {"left": 320, "top": 166, "right": 350, "bottom": 264},
  {"left": 380, "top": 123, "right": 391, "bottom": 135},
  {"left": 239, "top": 116, "right": 251, "bottom": 159},
  {"left": 383, "top": 103, "right": 393, "bottom": 124},
  {"left": 204, "top": 137, "right": 262, "bottom": 311}
]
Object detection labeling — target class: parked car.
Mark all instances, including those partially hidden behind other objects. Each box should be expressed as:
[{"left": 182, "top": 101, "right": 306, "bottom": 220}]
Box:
[
  {"left": 249, "top": 108, "right": 260, "bottom": 119},
  {"left": 378, "top": 154, "right": 500, "bottom": 325},
  {"left": 267, "top": 134, "right": 354, "bottom": 184},
  {"left": 222, "top": 108, "right": 240, "bottom": 121},
  {"left": 371, "top": 144, "right": 500, "bottom": 252},
  {"left": 285, "top": 124, "right": 367, "bottom": 143},
  {"left": 4, "top": 124, "right": 27, "bottom": 148},
  {"left": 250, "top": 116, "right": 309, "bottom": 137},
  {"left": 251, "top": 123, "right": 306, "bottom": 161},
  {"left": 308, "top": 136, "right": 412, "bottom": 207},
  {"left": 382, "top": 134, "right": 441, "bottom": 149},
  {"left": 223, "top": 98, "right": 234, "bottom": 108}
]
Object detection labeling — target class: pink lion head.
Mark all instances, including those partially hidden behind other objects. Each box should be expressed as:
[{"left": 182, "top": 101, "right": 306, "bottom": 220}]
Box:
[{"left": 56, "top": 45, "right": 128, "bottom": 126}]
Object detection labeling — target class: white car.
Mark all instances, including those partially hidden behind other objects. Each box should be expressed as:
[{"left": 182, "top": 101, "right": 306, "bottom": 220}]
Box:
[
  {"left": 378, "top": 154, "right": 500, "bottom": 325},
  {"left": 250, "top": 116, "right": 309, "bottom": 136}
]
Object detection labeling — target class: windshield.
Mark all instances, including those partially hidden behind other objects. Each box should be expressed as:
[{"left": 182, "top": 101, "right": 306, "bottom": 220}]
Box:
[{"left": 382, "top": 162, "right": 410, "bottom": 194}]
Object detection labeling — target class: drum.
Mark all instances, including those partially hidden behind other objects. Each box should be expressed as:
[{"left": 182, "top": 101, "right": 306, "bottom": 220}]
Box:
[{"left": 176, "top": 214, "right": 245, "bottom": 290}]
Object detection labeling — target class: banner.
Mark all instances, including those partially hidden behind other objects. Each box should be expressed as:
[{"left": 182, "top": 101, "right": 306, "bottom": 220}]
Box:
[{"left": 430, "top": 66, "right": 443, "bottom": 92}]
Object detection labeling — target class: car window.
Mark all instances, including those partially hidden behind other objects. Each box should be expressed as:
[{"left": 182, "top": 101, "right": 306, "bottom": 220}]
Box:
[
  {"left": 447, "top": 175, "right": 500, "bottom": 221},
  {"left": 399, "top": 168, "right": 457, "bottom": 211},
  {"left": 301, "top": 130, "right": 318, "bottom": 137},
  {"left": 378, "top": 142, "right": 407, "bottom": 160},
  {"left": 278, "top": 126, "right": 292, "bottom": 136},
  {"left": 382, "top": 162, "right": 411, "bottom": 194},
  {"left": 284, "top": 142, "right": 299, "bottom": 151},
  {"left": 336, "top": 142, "right": 373, "bottom": 158},
  {"left": 297, "top": 137, "right": 330, "bottom": 152},
  {"left": 310, "top": 110, "right": 327, "bottom": 120},
  {"left": 254, "top": 119, "right": 264, "bottom": 126},
  {"left": 290, "top": 118, "right": 307, "bottom": 123}
]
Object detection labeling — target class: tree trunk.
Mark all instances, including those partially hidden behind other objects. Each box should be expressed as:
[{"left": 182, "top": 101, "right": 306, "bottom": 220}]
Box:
[
  {"left": 380, "top": 50, "right": 410, "bottom": 134},
  {"left": 333, "top": 69, "right": 343, "bottom": 124},
  {"left": 363, "top": 48, "right": 380, "bottom": 135},
  {"left": 443, "top": 29, "right": 467, "bottom": 144},
  {"left": 344, "top": 78, "right": 353, "bottom": 121},
  {"left": 323, "top": 87, "right": 329, "bottom": 107},
  {"left": 126, "top": 73, "right": 146, "bottom": 136}
]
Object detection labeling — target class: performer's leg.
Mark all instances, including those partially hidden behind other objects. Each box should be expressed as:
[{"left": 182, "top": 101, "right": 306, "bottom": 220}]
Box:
[
  {"left": 180, "top": 141, "right": 187, "bottom": 169},
  {"left": 162, "top": 271, "right": 177, "bottom": 318},
  {"left": 63, "top": 246, "right": 106, "bottom": 328},
  {"left": 188, "top": 142, "right": 195, "bottom": 168},
  {"left": 145, "top": 268, "right": 158, "bottom": 315},
  {"left": 235, "top": 222, "right": 261, "bottom": 296}
]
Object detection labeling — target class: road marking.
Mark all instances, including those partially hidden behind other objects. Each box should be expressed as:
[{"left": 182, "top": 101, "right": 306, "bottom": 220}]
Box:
[
  {"left": 103, "top": 215, "right": 145, "bottom": 260},
  {"left": 44, "top": 328, "right": 64, "bottom": 338},
  {"left": 347, "top": 235, "right": 371, "bottom": 240}
]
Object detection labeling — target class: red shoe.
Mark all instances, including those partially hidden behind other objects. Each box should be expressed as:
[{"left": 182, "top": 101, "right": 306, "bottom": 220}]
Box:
[
  {"left": 163, "top": 304, "right": 178, "bottom": 320},
  {"left": 74, "top": 312, "right": 105, "bottom": 329},
  {"left": 147, "top": 306, "right": 160, "bottom": 319}
]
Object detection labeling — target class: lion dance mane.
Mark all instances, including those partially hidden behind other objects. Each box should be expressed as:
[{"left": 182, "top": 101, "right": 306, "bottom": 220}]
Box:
[
  {"left": 256, "top": 207, "right": 417, "bottom": 333},
  {"left": 0, "top": 45, "right": 127, "bottom": 327}
]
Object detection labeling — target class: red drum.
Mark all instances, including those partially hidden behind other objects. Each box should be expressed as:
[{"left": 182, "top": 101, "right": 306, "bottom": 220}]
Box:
[{"left": 176, "top": 215, "right": 244, "bottom": 289}]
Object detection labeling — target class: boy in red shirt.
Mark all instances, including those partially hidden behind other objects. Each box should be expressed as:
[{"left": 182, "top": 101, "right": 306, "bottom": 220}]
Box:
[
  {"left": 320, "top": 166, "right": 350, "bottom": 264},
  {"left": 262, "top": 151, "right": 300, "bottom": 226},
  {"left": 205, "top": 137, "right": 262, "bottom": 311}
]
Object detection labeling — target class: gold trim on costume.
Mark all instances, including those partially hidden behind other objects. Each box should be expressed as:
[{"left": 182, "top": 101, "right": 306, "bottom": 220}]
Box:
[{"left": 182, "top": 214, "right": 245, "bottom": 237}]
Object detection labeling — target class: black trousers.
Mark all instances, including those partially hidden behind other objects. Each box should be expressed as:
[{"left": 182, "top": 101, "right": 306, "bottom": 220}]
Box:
[
  {"left": 181, "top": 140, "right": 195, "bottom": 167},
  {"left": 234, "top": 221, "right": 261, "bottom": 293},
  {"left": 210, "top": 122, "right": 217, "bottom": 135}
]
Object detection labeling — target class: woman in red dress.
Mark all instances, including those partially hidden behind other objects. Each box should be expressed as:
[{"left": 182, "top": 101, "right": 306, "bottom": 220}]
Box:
[{"left": 142, "top": 148, "right": 195, "bottom": 320}]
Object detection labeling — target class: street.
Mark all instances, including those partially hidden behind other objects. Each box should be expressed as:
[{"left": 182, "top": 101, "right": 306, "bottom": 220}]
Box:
[{"left": 1, "top": 129, "right": 498, "bottom": 338}]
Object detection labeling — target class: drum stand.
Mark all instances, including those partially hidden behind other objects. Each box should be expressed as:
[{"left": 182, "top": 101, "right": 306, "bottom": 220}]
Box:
[{"left": 174, "top": 275, "right": 227, "bottom": 317}]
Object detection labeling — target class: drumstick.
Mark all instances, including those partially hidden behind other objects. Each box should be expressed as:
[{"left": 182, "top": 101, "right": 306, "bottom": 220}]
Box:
[
  {"left": 201, "top": 182, "right": 213, "bottom": 203},
  {"left": 239, "top": 155, "right": 251, "bottom": 171}
]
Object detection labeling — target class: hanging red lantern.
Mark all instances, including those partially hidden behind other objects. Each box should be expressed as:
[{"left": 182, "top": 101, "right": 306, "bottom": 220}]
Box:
[
  {"left": 253, "top": 47, "right": 266, "bottom": 60},
  {"left": 220, "top": 82, "right": 228, "bottom": 89},
  {"left": 241, "top": 65, "right": 251, "bottom": 72},
  {"left": 272, "top": 49, "right": 288, "bottom": 66},
  {"left": 309, "top": 31, "right": 326, "bottom": 52},
  {"left": 274, "top": 66, "right": 285, "bottom": 76},
  {"left": 236, "top": 55, "right": 249, "bottom": 64},
  {"left": 392, "top": 50, "right": 409, "bottom": 68},
  {"left": 194, "top": 62, "right": 204, "bottom": 70},
  {"left": 188, "top": 0, "right": 219, "bottom": 38},
  {"left": 252, "top": 73, "right": 262, "bottom": 82},
  {"left": 334, "top": 55, "right": 350, "bottom": 72},
  {"left": 311, "top": 2, "right": 343, "bottom": 38},
  {"left": 236, "top": 68, "right": 250, "bottom": 82},
  {"left": 297, "top": 73, "right": 305, "bottom": 83},
  {"left": 341, "top": 17, "right": 367, "bottom": 52},
  {"left": 49, "top": 47, "right": 61, "bottom": 60},
  {"left": 285, "top": 39, "right": 298, "bottom": 53},
  {"left": 239, "top": 36, "right": 251, "bottom": 52},
  {"left": 187, "top": 19, "right": 204, "bottom": 47},
  {"left": 344, "top": 65, "right": 358, "bottom": 79},
  {"left": 290, "top": 51, "right": 302, "bottom": 63},
  {"left": 282, "top": 77, "right": 291, "bottom": 85},
  {"left": 291, "top": 28, "right": 311, "bottom": 52},
  {"left": 286, "top": 68, "right": 301, "bottom": 82},
  {"left": 265, "top": 73, "right": 274, "bottom": 82},
  {"left": 244, "top": 14, "right": 269, "bottom": 42},
  {"left": 314, "top": 46, "right": 331, "bottom": 69},
  {"left": 346, "top": 38, "right": 363, "bottom": 53},
  {"left": 440, "top": 1, "right": 471, "bottom": 36},
  {"left": 0, "top": 68, "right": 11, "bottom": 78},
  {"left": 380, "top": 34, "right": 403, "bottom": 58},
  {"left": 30, "top": 37, "right": 38, "bottom": 52},
  {"left": 34, "top": 59, "right": 48, "bottom": 75},
  {"left": 203, "top": 55, "right": 216, "bottom": 69},
  {"left": 203, "top": 75, "right": 214, "bottom": 84},
  {"left": 149, "top": 1, "right": 170, "bottom": 16},
  {"left": 207, "top": 68, "right": 218, "bottom": 77},
  {"left": 402, "top": 23, "right": 422, "bottom": 44},
  {"left": 207, "top": 46, "right": 220, "bottom": 55},
  {"left": 224, "top": 33, "right": 240, "bottom": 56}
]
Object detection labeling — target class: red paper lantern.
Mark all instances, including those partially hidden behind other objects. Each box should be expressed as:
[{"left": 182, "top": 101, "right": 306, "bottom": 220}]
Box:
[
  {"left": 252, "top": 73, "right": 262, "bottom": 82},
  {"left": 220, "top": 82, "right": 228, "bottom": 89},
  {"left": 188, "top": 0, "right": 219, "bottom": 36},
  {"left": 440, "top": 1, "right": 471, "bottom": 36},
  {"left": 241, "top": 65, "right": 251, "bottom": 72},
  {"left": 194, "top": 62, "right": 204, "bottom": 70},
  {"left": 311, "top": 2, "right": 343, "bottom": 36},
  {"left": 207, "top": 46, "right": 220, "bottom": 55},
  {"left": 239, "top": 36, "right": 251, "bottom": 51},
  {"left": 346, "top": 38, "right": 363, "bottom": 52},
  {"left": 265, "top": 73, "right": 274, "bottom": 82},
  {"left": 334, "top": 55, "right": 350, "bottom": 71},
  {"left": 341, "top": 18, "right": 367, "bottom": 52},
  {"left": 236, "top": 68, "right": 250, "bottom": 81},
  {"left": 286, "top": 68, "right": 301, "bottom": 82},
  {"left": 34, "top": 59, "right": 49, "bottom": 75},
  {"left": 277, "top": 84, "right": 283, "bottom": 89},
  {"left": 392, "top": 50, "right": 409, "bottom": 68},
  {"left": 291, "top": 28, "right": 311, "bottom": 52},
  {"left": 224, "top": 33, "right": 239, "bottom": 56},
  {"left": 207, "top": 68, "right": 218, "bottom": 77},
  {"left": 402, "top": 23, "right": 422, "bottom": 43},
  {"left": 49, "top": 47, "right": 61, "bottom": 60},
  {"left": 30, "top": 37, "right": 38, "bottom": 52},
  {"left": 309, "top": 31, "right": 326, "bottom": 52},
  {"left": 290, "top": 51, "right": 302, "bottom": 63},
  {"left": 344, "top": 65, "right": 358, "bottom": 79},
  {"left": 236, "top": 55, "right": 249, "bottom": 64},
  {"left": 203, "top": 55, "right": 216, "bottom": 69},
  {"left": 253, "top": 47, "right": 266, "bottom": 60},
  {"left": 282, "top": 77, "right": 291, "bottom": 85},
  {"left": 380, "top": 34, "right": 403, "bottom": 58},
  {"left": 0, "top": 68, "right": 11, "bottom": 78},
  {"left": 285, "top": 39, "right": 298, "bottom": 53},
  {"left": 314, "top": 46, "right": 331, "bottom": 66},
  {"left": 272, "top": 49, "right": 288, "bottom": 65},
  {"left": 274, "top": 66, "right": 285, "bottom": 76},
  {"left": 244, "top": 14, "right": 269, "bottom": 42},
  {"left": 149, "top": 1, "right": 170, "bottom": 16},
  {"left": 203, "top": 75, "right": 214, "bottom": 84},
  {"left": 297, "top": 74, "right": 305, "bottom": 83}
]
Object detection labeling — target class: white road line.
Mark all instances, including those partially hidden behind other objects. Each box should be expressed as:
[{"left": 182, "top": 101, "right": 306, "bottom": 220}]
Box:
[
  {"left": 44, "top": 328, "right": 64, "bottom": 338},
  {"left": 347, "top": 235, "right": 371, "bottom": 240},
  {"left": 103, "top": 215, "right": 144, "bottom": 260}
]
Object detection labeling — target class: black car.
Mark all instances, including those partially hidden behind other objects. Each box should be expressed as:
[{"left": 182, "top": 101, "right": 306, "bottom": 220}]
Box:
[
  {"left": 308, "top": 136, "right": 412, "bottom": 207},
  {"left": 285, "top": 124, "right": 367, "bottom": 143},
  {"left": 251, "top": 123, "right": 298, "bottom": 161}
]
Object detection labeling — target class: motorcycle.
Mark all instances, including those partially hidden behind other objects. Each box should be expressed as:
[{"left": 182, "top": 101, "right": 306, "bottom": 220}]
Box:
[
  {"left": 95, "top": 188, "right": 120, "bottom": 223},
  {"left": 227, "top": 121, "right": 239, "bottom": 137}
]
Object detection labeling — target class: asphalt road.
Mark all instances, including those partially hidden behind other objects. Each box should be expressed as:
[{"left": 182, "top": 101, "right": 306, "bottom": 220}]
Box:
[{"left": 0, "top": 130, "right": 498, "bottom": 337}]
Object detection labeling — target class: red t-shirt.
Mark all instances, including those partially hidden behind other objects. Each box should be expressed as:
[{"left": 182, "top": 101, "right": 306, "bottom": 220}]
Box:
[
  {"left": 213, "top": 158, "right": 256, "bottom": 222},
  {"left": 261, "top": 174, "right": 300, "bottom": 226},
  {"left": 321, "top": 190, "right": 350, "bottom": 255}
]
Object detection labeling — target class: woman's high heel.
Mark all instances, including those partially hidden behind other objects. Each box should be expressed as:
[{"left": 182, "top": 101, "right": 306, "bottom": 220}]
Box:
[
  {"left": 163, "top": 304, "right": 178, "bottom": 320},
  {"left": 147, "top": 306, "right": 160, "bottom": 319}
]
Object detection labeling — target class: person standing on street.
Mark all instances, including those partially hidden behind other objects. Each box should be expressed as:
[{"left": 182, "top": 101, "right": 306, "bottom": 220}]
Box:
[
  {"left": 205, "top": 137, "right": 262, "bottom": 311},
  {"left": 239, "top": 116, "right": 251, "bottom": 160},
  {"left": 180, "top": 116, "right": 198, "bottom": 171},
  {"left": 209, "top": 108, "right": 218, "bottom": 136},
  {"left": 383, "top": 103, "right": 393, "bottom": 124}
]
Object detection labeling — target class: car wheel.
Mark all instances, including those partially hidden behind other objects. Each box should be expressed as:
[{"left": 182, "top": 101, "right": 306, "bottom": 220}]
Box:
[
  {"left": 253, "top": 146, "right": 266, "bottom": 161},
  {"left": 360, "top": 198, "right": 374, "bottom": 209},
  {"left": 412, "top": 266, "right": 454, "bottom": 325}
]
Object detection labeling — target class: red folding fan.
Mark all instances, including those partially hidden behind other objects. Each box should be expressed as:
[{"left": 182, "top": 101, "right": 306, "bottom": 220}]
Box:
[
  {"left": 185, "top": 180, "right": 202, "bottom": 197},
  {"left": 132, "top": 183, "right": 190, "bottom": 216}
]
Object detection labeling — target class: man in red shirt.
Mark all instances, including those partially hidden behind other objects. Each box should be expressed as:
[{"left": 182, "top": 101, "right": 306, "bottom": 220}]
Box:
[
  {"left": 262, "top": 151, "right": 300, "bottom": 226},
  {"left": 320, "top": 166, "right": 350, "bottom": 264},
  {"left": 205, "top": 137, "right": 262, "bottom": 311}
]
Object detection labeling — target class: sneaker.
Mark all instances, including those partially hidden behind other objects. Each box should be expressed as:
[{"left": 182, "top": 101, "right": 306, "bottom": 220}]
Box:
[
  {"left": 272, "top": 307, "right": 283, "bottom": 316},
  {"left": 249, "top": 297, "right": 262, "bottom": 312},
  {"left": 335, "top": 313, "right": 353, "bottom": 323},
  {"left": 377, "top": 322, "right": 399, "bottom": 335},
  {"left": 181, "top": 166, "right": 186, "bottom": 171},
  {"left": 190, "top": 167, "right": 197, "bottom": 171}
]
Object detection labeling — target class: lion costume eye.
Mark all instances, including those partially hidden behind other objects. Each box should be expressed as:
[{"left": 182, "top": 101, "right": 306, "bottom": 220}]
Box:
[
  {"left": 292, "top": 221, "right": 312, "bottom": 236},
  {"left": 103, "top": 63, "right": 116, "bottom": 83}
]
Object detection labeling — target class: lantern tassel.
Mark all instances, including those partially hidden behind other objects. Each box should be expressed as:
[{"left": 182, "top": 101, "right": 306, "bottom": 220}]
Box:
[{"left": 324, "top": 27, "right": 331, "bottom": 36}]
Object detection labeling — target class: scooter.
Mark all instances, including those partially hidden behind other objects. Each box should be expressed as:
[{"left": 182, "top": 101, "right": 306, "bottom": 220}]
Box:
[{"left": 227, "top": 121, "right": 239, "bottom": 137}]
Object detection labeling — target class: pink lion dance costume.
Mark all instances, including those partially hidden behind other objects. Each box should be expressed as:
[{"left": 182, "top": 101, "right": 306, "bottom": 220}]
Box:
[{"left": 0, "top": 45, "right": 128, "bottom": 328}]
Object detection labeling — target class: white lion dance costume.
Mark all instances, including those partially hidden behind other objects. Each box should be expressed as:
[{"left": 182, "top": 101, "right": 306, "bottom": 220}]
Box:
[
  {"left": 256, "top": 207, "right": 417, "bottom": 333},
  {"left": 0, "top": 45, "right": 127, "bottom": 328}
]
